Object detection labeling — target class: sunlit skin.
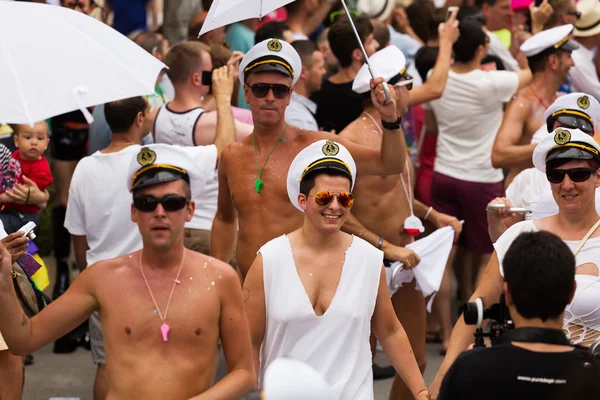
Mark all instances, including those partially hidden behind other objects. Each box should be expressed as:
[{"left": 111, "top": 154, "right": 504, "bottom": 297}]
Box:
[
  {"left": 13, "top": 122, "right": 50, "bottom": 161},
  {"left": 549, "top": 159, "right": 600, "bottom": 215},
  {"left": 243, "top": 72, "right": 293, "bottom": 127},
  {"left": 298, "top": 175, "right": 352, "bottom": 234},
  {"left": 131, "top": 180, "right": 195, "bottom": 250}
]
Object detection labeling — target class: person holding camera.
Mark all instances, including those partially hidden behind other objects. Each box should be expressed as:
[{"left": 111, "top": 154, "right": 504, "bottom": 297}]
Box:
[
  {"left": 438, "top": 231, "right": 588, "bottom": 399},
  {"left": 430, "top": 126, "right": 600, "bottom": 397}
]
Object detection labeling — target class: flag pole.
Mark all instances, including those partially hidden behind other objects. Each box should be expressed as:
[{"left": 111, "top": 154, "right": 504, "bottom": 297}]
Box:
[{"left": 339, "top": 0, "right": 391, "bottom": 104}]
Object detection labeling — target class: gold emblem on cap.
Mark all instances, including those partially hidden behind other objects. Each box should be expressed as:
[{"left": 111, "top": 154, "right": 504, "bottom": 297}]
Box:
[
  {"left": 554, "top": 128, "right": 571, "bottom": 145},
  {"left": 267, "top": 39, "right": 282, "bottom": 52},
  {"left": 577, "top": 95, "right": 590, "bottom": 110},
  {"left": 322, "top": 140, "right": 340, "bottom": 156},
  {"left": 137, "top": 147, "right": 156, "bottom": 166}
]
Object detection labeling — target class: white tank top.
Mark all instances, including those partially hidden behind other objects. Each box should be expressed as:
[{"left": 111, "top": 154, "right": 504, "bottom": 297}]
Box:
[
  {"left": 495, "top": 220, "right": 600, "bottom": 345},
  {"left": 153, "top": 104, "right": 204, "bottom": 146},
  {"left": 258, "top": 234, "right": 382, "bottom": 400},
  {"left": 153, "top": 104, "right": 217, "bottom": 230}
]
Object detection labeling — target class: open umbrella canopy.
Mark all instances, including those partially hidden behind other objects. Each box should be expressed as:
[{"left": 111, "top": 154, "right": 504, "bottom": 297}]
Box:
[
  {"left": 0, "top": 2, "right": 166, "bottom": 125},
  {"left": 199, "top": 0, "right": 295, "bottom": 37}
]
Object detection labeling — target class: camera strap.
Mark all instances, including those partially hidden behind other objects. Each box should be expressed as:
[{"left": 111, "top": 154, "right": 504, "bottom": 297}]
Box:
[{"left": 498, "top": 327, "right": 571, "bottom": 346}]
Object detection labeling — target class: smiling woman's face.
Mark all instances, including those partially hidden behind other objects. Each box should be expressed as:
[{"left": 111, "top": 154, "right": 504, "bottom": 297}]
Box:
[{"left": 549, "top": 159, "right": 600, "bottom": 215}]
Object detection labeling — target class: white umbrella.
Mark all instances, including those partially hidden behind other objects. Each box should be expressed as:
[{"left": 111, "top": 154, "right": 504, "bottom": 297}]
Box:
[
  {"left": 0, "top": 2, "right": 166, "bottom": 125},
  {"left": 199, "top": 0, "right": 391, "bottom": 102}
]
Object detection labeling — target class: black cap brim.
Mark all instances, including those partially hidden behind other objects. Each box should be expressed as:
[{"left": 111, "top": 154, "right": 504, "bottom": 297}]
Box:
[
  {"left": 559, "top": 39, "right": 579, "bottom": 52},
  {"left": 546, "top": 146, "right": 595, "bottom": 164},
  {"left": 131, "top": 169, "right": 189, "bottom": 191},
  {"left": 248, "top": 63, "right": 292, "bottom": 79}
]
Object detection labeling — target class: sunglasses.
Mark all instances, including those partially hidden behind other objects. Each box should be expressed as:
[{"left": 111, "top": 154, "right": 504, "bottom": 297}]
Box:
[
  {"left": 554, "top": 115, "right": 594, "bottom": 135},
  {"left": 133, "top": 195, "right": 189, "bottom": 212},
  {"left": 395, "top": 73, "right": 414, "bottom": 91},
  {"left": 249, "top": 83, "right": 291, "bottom": 99},
  {"left": 311, "top": 190, "right": 355, "bottom": 209},
  {"left": 546, "top": 168, "right": 598, "bottom": 184},
  {"left": 567, "top": 11, "right": 582, "bottom": 19}
]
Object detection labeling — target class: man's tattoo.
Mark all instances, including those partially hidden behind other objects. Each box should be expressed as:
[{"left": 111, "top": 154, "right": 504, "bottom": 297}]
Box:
[{"left": 21, "top": 314, "right": 28, "bottom": 327}]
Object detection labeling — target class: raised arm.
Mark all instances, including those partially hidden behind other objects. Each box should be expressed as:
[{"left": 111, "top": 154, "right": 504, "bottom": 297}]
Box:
[
  {"left": 243, "top": 254, "right": 266, "bottom": 381},
  {"left": 0, "top": 244, "right": 98, "bottom": 356},
  {"left": 407, "top": 10, "right": 459, "bottom": 107},
  {"left": 372, "top": 267, "right": 429, "bottom": 399},
  {"left": 195, "top": 65, "right": 237, "bottom": 159},
  {"left": 491, "top": 96, "right": 536, "bottom": 169},
  {"left": 210, "top": 147, "right": 238, "bottom": 266},
  {"left": 192, "top": 262, "right": 255, "bottom": 399},
  {"left": 313, "top": 78, "right": 408, "bottom": 175},
  {"left": 429, "top": 252, "right": 505, "bottom": 398}
]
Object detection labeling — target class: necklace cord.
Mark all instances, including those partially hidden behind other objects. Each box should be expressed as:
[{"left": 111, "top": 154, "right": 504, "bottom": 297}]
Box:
[{"left": 139, "top": 249, "right": 186, "bottom": 322}]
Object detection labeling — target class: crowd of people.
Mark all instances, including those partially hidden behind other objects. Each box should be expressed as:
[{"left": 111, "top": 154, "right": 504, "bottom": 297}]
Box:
[{"left": 2, "top": 0, "right": 600, "bottom": 398}]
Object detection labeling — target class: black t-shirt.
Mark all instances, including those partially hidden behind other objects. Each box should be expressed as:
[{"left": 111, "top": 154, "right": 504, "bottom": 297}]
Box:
[
  {"left": 438, "top": 343, "right": 588, "bottom": 400},
  {"left": 311, "top": 79, "right": 363, "bottom": 134}
]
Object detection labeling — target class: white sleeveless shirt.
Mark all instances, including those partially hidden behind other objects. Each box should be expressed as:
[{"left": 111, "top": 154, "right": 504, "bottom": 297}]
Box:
[
  {"left": 153, "top": 104, "right": 217, "bottom": 230},
  {"left": 258, "top": 234, "right": 383, "bottom": 400},
  {"left": 494, "top": 220, "right": 600, "bottom": 345}
]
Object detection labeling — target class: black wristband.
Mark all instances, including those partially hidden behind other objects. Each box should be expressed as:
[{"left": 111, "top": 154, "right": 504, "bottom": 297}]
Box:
[{"left": 381, "top": 117, "right": 402, "bottom": 130}]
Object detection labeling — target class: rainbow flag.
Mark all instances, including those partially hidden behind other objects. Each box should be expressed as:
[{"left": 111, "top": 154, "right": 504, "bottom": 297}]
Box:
[{"left": 19, "top": 241, "right": 49, "bottom": 291}]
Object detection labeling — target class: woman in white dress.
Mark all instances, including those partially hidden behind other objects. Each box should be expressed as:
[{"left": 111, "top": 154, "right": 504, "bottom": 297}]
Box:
[{"left": 431, "top": 126, "right": 600, "bottom": 396}]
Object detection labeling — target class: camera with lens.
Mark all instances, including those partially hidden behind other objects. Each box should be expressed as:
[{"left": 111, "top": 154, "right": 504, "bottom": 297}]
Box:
[{"left": 463, "top": 293, "right": 514, "bottom": 348}]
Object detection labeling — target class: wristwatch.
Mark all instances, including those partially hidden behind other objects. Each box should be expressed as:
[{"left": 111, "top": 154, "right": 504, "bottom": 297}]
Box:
[{"left": 381, "top": 116, "right": 402, "bottom": 130}]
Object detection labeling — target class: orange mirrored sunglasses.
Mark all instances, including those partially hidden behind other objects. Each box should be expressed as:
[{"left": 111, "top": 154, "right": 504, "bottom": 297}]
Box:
[{"left": 312, "top": 190, "right": 355, "bottom": 209}]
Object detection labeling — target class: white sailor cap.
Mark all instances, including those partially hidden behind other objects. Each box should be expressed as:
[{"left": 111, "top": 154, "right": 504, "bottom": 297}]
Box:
[
  {"left": 262, "top": 358, "right": 335, "bottom": 400},
  {"left": 520, "top": 24, "right": 579, "bottom": 57},
  {"left": 127, "top": 144, "right": 205, "bottom": 197},
  {"left": 352, "top": 46, "right": 409, "bottom": 94},
  {"left": 544, "top": 93, "right": 600, "bottom": 134},
  {"left": 287, "top": 140, "right": 357, "bottom": 212},
  {"left": 533, "top": 127, "right": 600, "bottom": 172},
  {"left": 238, "top": 38, "right": 302, "bottom": 85},
  {"left": 357, "top": 0, "right": 395, "bottom": 21}
]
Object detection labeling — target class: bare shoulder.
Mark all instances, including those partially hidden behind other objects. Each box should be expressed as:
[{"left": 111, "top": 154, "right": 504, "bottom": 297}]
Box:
[
  {"left": 295, "top": 128, "right": 334, "bottom": 144},
  {"left": 506, "top": 88, "right": 534, "bottom": 114},
  {"left": 186, "top": 251, "right": 239, "bottom": 285}
]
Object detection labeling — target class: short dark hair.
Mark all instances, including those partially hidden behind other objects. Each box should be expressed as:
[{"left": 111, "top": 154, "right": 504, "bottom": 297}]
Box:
[
  {"left": 372, "top": 20, "right": 390, "bottom": 48},
  {"left": 104, "top": 96, "right": 148, "bottom": 133},
  {"left": 164, "top": 41, "right": 210, "bottom": 85},
  {"left": 299, "top": 169, "right": 351, "bottom": 196},
  {"left": 503, "top": 231, "right": 575, "bottom": 322},
  {"left": 328, "top": 16, "right": 373, "bottom": 68},
  {"left": 453, "top": 19, "right": 486, "bottom": 63},
  {"left": 255, "top": 21, "right": 290, "bottom": 44},
  {"left": 475, "top": 0, "right": 498, "bottom": 7},
  {"left": 527, "top": 49, "right": 562, "bottom": 74},
  {"left": 291, "top": 40, "right": 318, "bottom": 68},
  {"left": 405, "top": 0, "right": 436, "bottom": 43},
  {"left": 415, "top": 46, "right": 439, "bottom": 82}
]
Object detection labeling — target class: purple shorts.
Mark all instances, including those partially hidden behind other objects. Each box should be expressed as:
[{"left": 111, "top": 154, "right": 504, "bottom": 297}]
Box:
[{"left": 431, "top": 172, "right": 503, "bottom": 254}]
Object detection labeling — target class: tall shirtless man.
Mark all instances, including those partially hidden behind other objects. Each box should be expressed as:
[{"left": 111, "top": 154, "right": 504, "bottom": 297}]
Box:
[
  {"left": 0, "top": 144, "right": 255, "bottom": 399},
  {"left": 211, "top": 38, "right": 409, "bottom": 279},
  {"left": 491, "top": 24, "right": 577, "bottom": 187},
  {"left": 340, "top": 45, "right": 462, "bottom": 400}
]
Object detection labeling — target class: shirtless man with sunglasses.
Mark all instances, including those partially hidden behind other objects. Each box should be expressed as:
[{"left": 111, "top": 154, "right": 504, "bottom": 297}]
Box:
[
  {"left": 0, "top": 143, "right": 256, "bottom": 399},
  {"left": 211, "top": 38, "right": 409, "bottom": 281},
  {"left": 244, "top": 140, "right": 431, "bottom": 400}
]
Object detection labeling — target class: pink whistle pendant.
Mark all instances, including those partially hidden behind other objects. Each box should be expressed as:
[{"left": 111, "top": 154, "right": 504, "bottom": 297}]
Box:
[{"left": 160, "top": 323, "right": 170, "bottom": 342}]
